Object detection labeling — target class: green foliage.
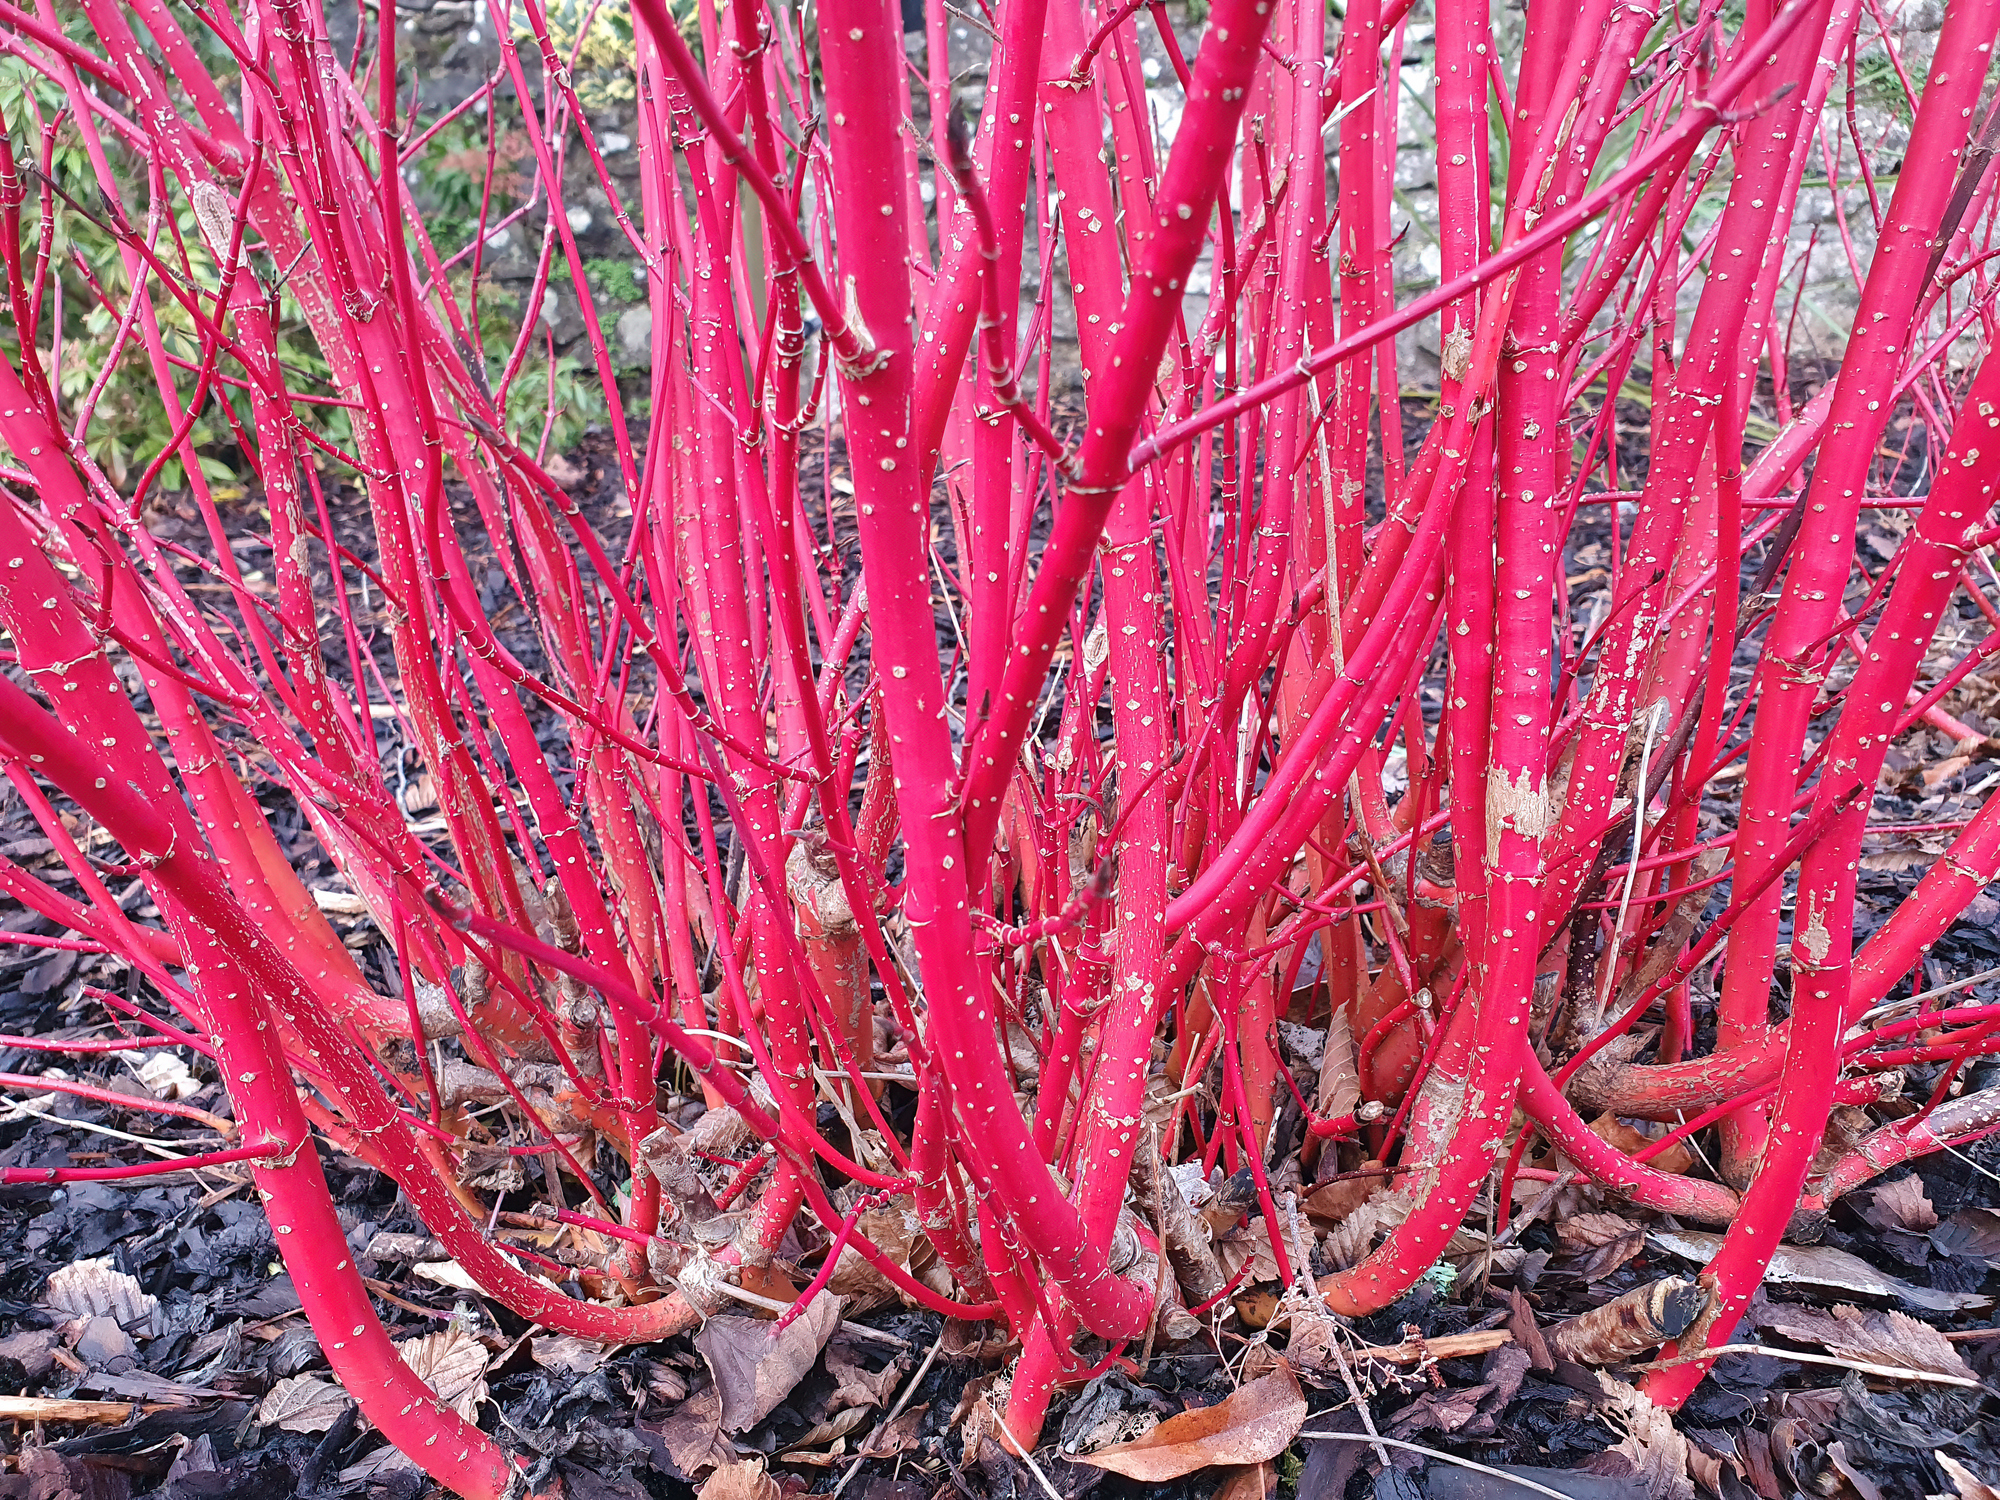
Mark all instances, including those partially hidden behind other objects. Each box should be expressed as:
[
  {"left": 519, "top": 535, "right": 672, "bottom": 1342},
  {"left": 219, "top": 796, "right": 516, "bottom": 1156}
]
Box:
[
  {"left": 0, "top": 10, "right": 612, "bottom": 499},
  {"left": 1276, "top": 1449, "right": 1305, "bottom": 1497},
  {"left": 585, "top": 258, "right": 648, "bottom": 305},
  {"left": 523, "top": 0, "right": 695, "bottom": 112},
  {"left": 509, "top": 349, "right": 607, "bottom": 454},
  {"left": 0, "top": 52, "right": 246, "bottom": 493},
  {"left": 401, "top": 115, "right": 537, "bottom": 259},
  {"left": 1852, "top": 48, "right": 1917, "bottom": 124}
]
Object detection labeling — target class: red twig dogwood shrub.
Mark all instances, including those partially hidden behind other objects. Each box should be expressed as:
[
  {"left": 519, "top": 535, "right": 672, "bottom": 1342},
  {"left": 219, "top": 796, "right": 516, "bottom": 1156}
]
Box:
[{"left": 1, "top": 0, "right": 1998, "bottom": 1483}]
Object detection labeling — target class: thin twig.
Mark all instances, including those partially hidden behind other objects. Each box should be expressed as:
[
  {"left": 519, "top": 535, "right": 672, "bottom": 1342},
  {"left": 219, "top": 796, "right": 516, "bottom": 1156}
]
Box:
[
  {"left": 995, "top": 1414, "right": 1067, "bottom": 1500},
  {"left": 831, "top": 1325, "right": 947, "bottom": 1499},
  {"left": 708, "top": 1282, "right": 910, "bottom": 1347},
  {"left": 1639, "top": 1343, "right": 1984, "bottom": 1388},
  {"left": 1299, "top": 1432, "right": 1580, "bottom": 1499}
]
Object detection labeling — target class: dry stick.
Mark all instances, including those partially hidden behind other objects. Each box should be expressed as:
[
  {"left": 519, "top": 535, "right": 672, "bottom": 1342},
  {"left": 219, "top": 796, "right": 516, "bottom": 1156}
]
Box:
[
  {"left": 1327, "top": 1335, "right": 1393, "bottom": 1470},
  {"left": 708, "top": 1282, "right": 911, "bottom": 1349},
  {"left": 1641, "top": 1345, "right": 1985, "bottom": 1390},
  {"left": 1140, "top": 1123, "right": 1170, "bottom": 1372},
  {"left": 830, "top": 1325, "right": 948, "bottom": 1500},
  {"left": 0, "top": 1397, "right": 136, "bottom": 1425},
  {"left": 1298, "top": 1433, "right": 1580, "bottom": 1500}
]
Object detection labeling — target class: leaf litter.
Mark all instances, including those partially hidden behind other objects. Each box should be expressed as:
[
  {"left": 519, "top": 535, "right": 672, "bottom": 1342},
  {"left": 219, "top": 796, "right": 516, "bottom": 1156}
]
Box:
[{"left": 4, "top": 457, "right": 2000, "bottom": 1500}]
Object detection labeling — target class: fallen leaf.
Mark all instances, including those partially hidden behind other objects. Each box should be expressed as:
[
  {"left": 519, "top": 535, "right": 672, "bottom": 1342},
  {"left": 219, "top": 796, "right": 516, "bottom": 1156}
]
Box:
[
  {"left": 1558, "top": 1212, "right": 1649, "bottom": 1281},
  {"left": 1211, "top": 1461, "right": 1278, "bottom": 1500},
  {"left": 411, "top": 1259, "right": 483, "bottom": 1292},
  {"left": 1858, "top": 1175, "right": 1938, "bottom": 1233},
  {"left": 1824, "top": 1439, "right": 1885, "bottom": 1500},
  {"left": 1596, "top": 1373, "right": 1696, "bottom": 1500},
  {"left": 533, "top": 1334, "right": 611, "bottom": 1377},
  {"left": 1682, "top": 1441, "right": 1727, "bottom": 1499},
  {"left": 1738, "top": 1427, "right": 1782, "bottom": 1500},
  {"left": 1070, "top": 1363, "right": 1307, "bottom": 1481},
  {"left": 827, "top": 1204, "right": 933, "bottom": 1314},
  {"left": 859, "top": 1403, "right": 929, "bottom": 1458},
  {"left": 396, "top": 1325, "right": 488, "bottom": 1420},
  {"left": 43, "top": 1258, "right": 160, "bottom": 1338},
  {"left": 739, "top": 1262, "right": 798, "bottom": 1307},
  {"left": 1932, "top": 1209, "right": 2000, "bottom": 1263},
  {"left": 643, "top": 1386, "right": 728, "bottom": 1479},
  {"left": 1321, "top": 1194, "right": 1396, "bottom": 1269},
  {"left": 543, "top": 452, "right": 588, "bottom": 489},
  {"left": 697, "top": 1458, "right": 780, "bottom": 1500},
  {"left": 1756, "top": 1304, "right": 1974, "bottom": 1381},
  {"left": 259, "top": 1374, "right": 349, "bottom": 1433},
  {"left": 781, "top": 1404, "right": 873, "bottom": 1452},
  {"left": 1936, "top": 1452, "right": 2000, "bottom": 1500},
  {"left": 1305, "top": 1164, "right": 1383, "bottom": 1226},
  {"left": 1388, "top": 1383, "right": 1490, "bottom": 1437},
  {"left": 1590, "top": 1114, "right": 1694, "bottom": 1176},
  {"left": 340, "top": 1446, "right": 420, "bottom": 1484},
  {"left": 1509, "top": 1288, "right": 1555, "bottom": 1372},
  {"left": 1923, "top": 754, "right": 1973, "bottom": 790},
  {"left": 696, "top": 1295, "right": 842, "bottom": 1432},
  {"left": 1648, "top": 1230, "right": 1992, "bottom": 1313},
  {"left": 132, "top": 1051, "right": 201, "bottom": 1100},
  {"left": 1314, "top": 1008, "right": 1360, "bottom": 1122},
  {"left": 1559, "top": 1212, "right": 1645, "bottom": 1250},
  {"left": 827, "top": 1344, "right": 906, "bottom": 1413},
  {"left": 1212, "top": 1220, "right": 1282, "bottom": 1286}
]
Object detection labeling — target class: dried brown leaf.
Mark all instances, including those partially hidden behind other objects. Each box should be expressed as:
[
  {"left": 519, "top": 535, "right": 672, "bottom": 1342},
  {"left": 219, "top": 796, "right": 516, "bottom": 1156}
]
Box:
[
  {"left": 782, "top": 1404, "right": 874, "bottom": 1453},
  {"left": 696, "top": 1459, "right": 781, "bottom": 1500},
  {"left": 1859, "top": 1175, "right": 1938, "bottom": 1233},
  {"left": 396, "top": 1325, "right": 488, "bottom": 1420},
  {"left": 1320, "top": 1194, "right": 1396, "bottom": 1269},
  {"left": 258, "top": 1375, "right": 349, "bottom": 1434},
  {"left": 1304, "top": 1165, "right": 1382, "bottom": 1227},
  {"left": 1824, "top": 1440, "right": 1885, "bottom": 1500},
  {"left": 827, "top": 1205, "right": 932, "bottom": 1314},
  {"left": 1737, "top": 1428, "right": 1783, "bottom": 1500},
  {"left": 1596, "top": 1374, "right": 1696, "bottom": 1500},
  {"left": 1558, "top": 1212, "right": 1645, "bottom": 1250},
  {"left": 1936, "top": 1453, "right": 2000, "bottom": 1500},
  {"left": 696, "top": 1294, "right": 842, "bottom": 1433},
  {"left": 1650, "top": 1230, "right": 1993, "bottom": 1313},
  {"left": 532, "top": 1334, "right": 611, "bottom": 1377},
  {"left": 859, "top": 1403, "right": 930, "bottom": 1458},
  {"left": 1314, "top": 1008, "right": 1360, "bottom": 1121},
  {"left": 645, "top": 1387, "right": 728, "bottom": 1479},
  {"left": 1211, "top": 1462, "right": 1278, "bottom": 1500},
  {"left": 43, "top": 1258, "right": 159, "bottom": 1338},
  {"left": 411, "top": 1259, "right": 483, "bottom": 1293},
  {"left": 1212, "top": 1221, "right": 1282, "bottom": 1285},
  {"left": 1933, "top": 1208, "right": 2000, "bottom": 1262},
  {"left": 1509, "top": 1288, "right": 1555, "bottom": 1372},
  {"left": 1590, "top": 1114, "right": 1693, "bottom": 1176},
  {"left": 1757, "top": 1303, "right": 1974, "bottom": 1381},
  {"left": 827, "top": 1345, "right": 906, "bottom": 1413},
  {"left": 1070, "top": 1363, "right": 1307, "bottom": 1482}
]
